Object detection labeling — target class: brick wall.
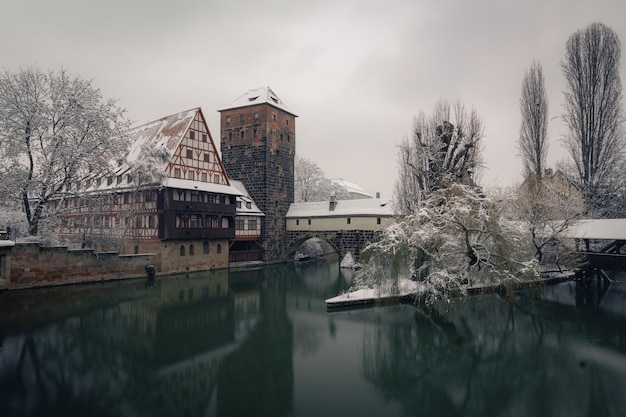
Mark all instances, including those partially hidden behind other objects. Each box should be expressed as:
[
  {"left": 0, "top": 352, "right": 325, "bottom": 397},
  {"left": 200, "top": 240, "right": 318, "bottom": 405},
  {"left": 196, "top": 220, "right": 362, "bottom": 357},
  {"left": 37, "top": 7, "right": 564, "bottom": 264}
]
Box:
[{"left": 9, "top": 243, "right": 161, "bottom": 289}]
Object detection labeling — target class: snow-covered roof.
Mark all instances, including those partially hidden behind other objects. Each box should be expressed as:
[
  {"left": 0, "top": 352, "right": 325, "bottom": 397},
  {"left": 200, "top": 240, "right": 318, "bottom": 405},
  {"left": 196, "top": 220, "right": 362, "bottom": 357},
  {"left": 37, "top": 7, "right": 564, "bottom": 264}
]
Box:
[
  {"left": 331, "top": 178, "right": 373, "bottom": 198},
  {"left": 218, "top": 87, "right": 297, "bottom": 116},
  {"left": 230, "top": 180, "right": 265, "bottom": 217},
  {"left": 162, "top": 178, "right": 243, "bottom": 196},
  {"left": 563, "top": 219, "right": 626, "bottom": 240},
  {"left": 286, "top": 198, "right": 394, "bottom": 218},
  {"left": 125, "top": 108, "right": 198, "bottom": 165}
]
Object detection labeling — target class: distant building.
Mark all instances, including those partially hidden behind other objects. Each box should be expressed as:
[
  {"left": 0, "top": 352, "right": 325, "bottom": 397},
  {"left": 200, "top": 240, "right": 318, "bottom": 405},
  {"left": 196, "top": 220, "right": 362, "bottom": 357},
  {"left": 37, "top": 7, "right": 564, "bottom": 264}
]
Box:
[
  {"left": 56, "top": 108, "right": 249, "bottom": 272},
  {"left": 330, "top": 178, "right": 373, "bottom": 199},
  {"left": 219, "top": 87, "right": 297, "bottom": 261}
]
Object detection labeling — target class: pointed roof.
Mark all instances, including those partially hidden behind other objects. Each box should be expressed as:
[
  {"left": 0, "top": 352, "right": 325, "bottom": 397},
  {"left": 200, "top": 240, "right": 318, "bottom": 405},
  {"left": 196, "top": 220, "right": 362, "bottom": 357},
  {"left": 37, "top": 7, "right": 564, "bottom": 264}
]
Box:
[
  {"left": 218, "top": 86, "right": 297, "bottom": 116},
  {"left": 125, "top": 108, "right": 199, "bottom": 165}
]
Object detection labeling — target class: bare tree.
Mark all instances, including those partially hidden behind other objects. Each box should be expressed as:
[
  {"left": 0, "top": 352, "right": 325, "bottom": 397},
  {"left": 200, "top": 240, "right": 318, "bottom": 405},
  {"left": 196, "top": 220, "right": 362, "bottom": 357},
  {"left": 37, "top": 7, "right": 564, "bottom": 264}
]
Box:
[
  {"left": 561, "top": 22, "right": 624, "bottom": 215},
  {"left": 0, "top": 67, "right": 130, "bottom": 236},
  {"left": 519, "top": 61, "right": 549, "bottom": 179},
  {"left": 294, "top": 155, "right": 349, "bottom": 202},
  {"left": 393, "top": 99, "right": 484, "bottom": 215}
]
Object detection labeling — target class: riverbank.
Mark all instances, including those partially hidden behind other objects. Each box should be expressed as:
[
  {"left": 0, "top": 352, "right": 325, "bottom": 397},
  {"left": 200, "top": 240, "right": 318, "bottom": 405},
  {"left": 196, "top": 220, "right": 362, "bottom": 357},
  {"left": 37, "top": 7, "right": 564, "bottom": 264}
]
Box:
[{"left": 325, "top": 271, "right": 576, "bottom": 311}]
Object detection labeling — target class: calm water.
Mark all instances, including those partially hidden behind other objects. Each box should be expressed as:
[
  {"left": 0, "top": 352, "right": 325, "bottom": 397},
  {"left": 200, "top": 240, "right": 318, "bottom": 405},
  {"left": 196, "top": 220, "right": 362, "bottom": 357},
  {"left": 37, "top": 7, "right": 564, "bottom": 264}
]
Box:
[{"left": 1, "top": 261, "right": 626, "bottom": 417}]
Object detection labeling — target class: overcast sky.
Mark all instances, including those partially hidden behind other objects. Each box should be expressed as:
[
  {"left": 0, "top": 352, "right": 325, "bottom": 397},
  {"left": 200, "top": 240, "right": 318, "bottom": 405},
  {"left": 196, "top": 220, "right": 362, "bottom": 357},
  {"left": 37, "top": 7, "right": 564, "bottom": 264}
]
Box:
[{"left": 2, "top": 0, "right": 625, "bottom": 199}]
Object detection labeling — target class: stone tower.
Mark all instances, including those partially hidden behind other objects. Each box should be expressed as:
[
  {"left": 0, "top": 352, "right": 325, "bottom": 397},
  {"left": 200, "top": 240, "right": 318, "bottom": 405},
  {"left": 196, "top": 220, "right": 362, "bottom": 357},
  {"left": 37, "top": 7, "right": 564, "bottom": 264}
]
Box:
[{"left": 219, "top": 87, "right": 296, "bottom": 261}]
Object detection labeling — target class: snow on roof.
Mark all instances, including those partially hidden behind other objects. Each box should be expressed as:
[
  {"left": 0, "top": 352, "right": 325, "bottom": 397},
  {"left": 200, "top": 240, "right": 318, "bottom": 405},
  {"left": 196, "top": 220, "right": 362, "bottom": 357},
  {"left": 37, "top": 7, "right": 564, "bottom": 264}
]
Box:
[
  {"left": 331, "top": 178, "right": 373, "bottom": 198},
  {"left": 218, "top": 87, "right": 297, "bottom": 116},
  {"left": 286, "top": 198, "right": 394, "bottom": 218},
  {"left": 125, "top": 108, "right": 198, "bottom": 165},
  {"left": 563, "top": 219, "right": 626, "bottom": 241},
  {"left": 230, "top": 180, "right": 265, "bottom": 216},
  {"left": 163, "top": 177, "right": 243, "bottom": 196}
]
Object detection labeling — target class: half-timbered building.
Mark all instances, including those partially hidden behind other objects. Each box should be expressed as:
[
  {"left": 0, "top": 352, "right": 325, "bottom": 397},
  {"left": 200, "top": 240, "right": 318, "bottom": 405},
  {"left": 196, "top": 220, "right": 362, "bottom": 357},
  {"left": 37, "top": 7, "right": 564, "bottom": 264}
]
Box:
[{"left": 57, "top": 108, "right": 249, "bottom": 272}]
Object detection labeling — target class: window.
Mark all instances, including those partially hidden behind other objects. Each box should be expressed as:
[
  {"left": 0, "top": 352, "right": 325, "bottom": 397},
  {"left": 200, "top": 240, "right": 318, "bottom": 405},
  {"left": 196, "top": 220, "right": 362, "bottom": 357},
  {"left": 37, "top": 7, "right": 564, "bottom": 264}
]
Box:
[
  {"left": 347, "top": 217, "right": 351, "bottom": 224},
  {"left": 203, "top": 241, "right": 209, "bottom": 255},
  {"left": 136, "top": 216, "right": 142, "bottom": 228},
  {"left": 127, "top": 174, "right": 133, "bottom": 183},
  {"left": 174, "top": 168, "right": 181, "bottom": 178},
  {"left": 246, "top": 202, "right": 252, "bottom": 209},
  {"left": 204, "top": 153, "right": 210, "bottom": 162},
  {"left": 186, "top": 149, "right": 193, "bottom": 159},
  {"left": 201, "top": 172, "right": 207, "bottom": 182},
  {"left": 254, "top": 112, "right": 259, "bottom": 119},
  {"left": 253, "top": 128, "right": 257, "bottom": 137},
  {"left": 180, "top": 245, "right": 185, "bottom": 256},
  {"left": 96, "top": 178, "right": 102, "bottom": 186},
  {"left": 308, "top": 219, "right": 311, "bottom": 225},
  {"left": 377, "top": 218, "right": 381, "bottom": 225},
  {"left": 235, "top": 219, "right": 245, "bottom": 230},
  {"left": 214, "top": 175, "right": 220, "bottom": 184},
  {"left": 236, "top": 201, "right": 242, "bottom": 208},
  {"left": 272, "top": 114, "right": 276, "bottom": 121},
  {"left": 240, "top": 114, "right": 245, "bottom": 123},
  {"left": 134, "top": 245, "right": 139, "bottom": 254},
  {"left": 189, "top": 131, "right": 195, "bottom": 139},
  {"left": 124, "top": 193, "right": 131, "bottom": 204},
  {"left": 248, "top": 219, "right": 257, "bottom": 230},
  {"left": 188, "top": 171, "right": 194, "bottom": 180},
  {"left": 286, "top": 119, "right": 289, "bottom": 126},
  {"left": 149, "top": 216, "right": 156, "bottom": 228},
  {"left": 217, "top": 243, "right": 222, "bottom": 254},
  {"left": 296, "top": 219, "right": 300, "bottom": 226},
  {"left": 107, "top": 177, "right": 113, "bottom": 185},
  {"left": 145, "top": 191, "right": 155, "bottom": 202},
  {"left": 202, "top": 134, "right": 207, "bottom": 142},
  {"left": 226, "top": 116, "right": 231, "bottom": 124},
  {"left": 116, "top": 175, "right": 122, "bottom": 184},
  {"left": 189, "top": 244, "right": 194, "bottom": 256}
]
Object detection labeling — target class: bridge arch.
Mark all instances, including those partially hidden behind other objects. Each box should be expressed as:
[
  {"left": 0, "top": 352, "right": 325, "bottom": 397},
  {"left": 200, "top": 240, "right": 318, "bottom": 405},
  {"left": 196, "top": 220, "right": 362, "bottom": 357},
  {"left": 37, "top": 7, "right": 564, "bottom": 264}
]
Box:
[{"left": 285, "top": 230, "right": 375, "bottom": 263}]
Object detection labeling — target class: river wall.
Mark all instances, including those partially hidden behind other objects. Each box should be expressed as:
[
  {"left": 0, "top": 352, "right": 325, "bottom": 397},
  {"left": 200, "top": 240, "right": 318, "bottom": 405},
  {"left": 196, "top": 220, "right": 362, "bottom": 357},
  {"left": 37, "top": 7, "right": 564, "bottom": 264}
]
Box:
[{"left": 6, "top": 242, "right": 161, "bottom": 290}]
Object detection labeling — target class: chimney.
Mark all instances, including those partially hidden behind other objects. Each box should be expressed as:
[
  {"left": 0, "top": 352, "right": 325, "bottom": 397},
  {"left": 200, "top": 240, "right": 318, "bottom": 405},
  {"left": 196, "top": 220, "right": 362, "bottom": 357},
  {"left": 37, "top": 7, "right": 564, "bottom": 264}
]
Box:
[
  {"left": 329, "top": 192, "right": 337, "bottom": 211},
  {"left": 376, "top": 191, "right": 380, "bottom": 199}
]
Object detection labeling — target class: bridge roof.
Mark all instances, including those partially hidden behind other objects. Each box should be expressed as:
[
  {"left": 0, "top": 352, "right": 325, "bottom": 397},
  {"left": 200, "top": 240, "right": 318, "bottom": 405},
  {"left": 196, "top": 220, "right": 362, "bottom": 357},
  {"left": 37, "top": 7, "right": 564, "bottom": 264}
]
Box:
[
  {"left": 286, "top": 198, "right": 394, "bottom": 218},
  {"left": 563, "top": 219, "right": 626, "bottom": 240}
]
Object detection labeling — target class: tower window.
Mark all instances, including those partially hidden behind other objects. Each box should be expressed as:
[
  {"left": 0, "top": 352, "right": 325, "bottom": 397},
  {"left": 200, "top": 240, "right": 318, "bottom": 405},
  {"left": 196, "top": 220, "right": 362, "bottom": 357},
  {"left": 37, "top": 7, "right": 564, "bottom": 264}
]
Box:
[
  {"left": 226, "top": 116, "right": 231, "bottom": 124},
  {"left": 240, "top": 114, "right": 245, "bottom": 123},
  {"left": 286, "top": 119, "right": 289, "bottom": 126},
  {"left": 254, "top": 112, "right": 259, "bottom": 119},
  {"left": 272, "top": 114, "right": 276, "bottom": 121}
]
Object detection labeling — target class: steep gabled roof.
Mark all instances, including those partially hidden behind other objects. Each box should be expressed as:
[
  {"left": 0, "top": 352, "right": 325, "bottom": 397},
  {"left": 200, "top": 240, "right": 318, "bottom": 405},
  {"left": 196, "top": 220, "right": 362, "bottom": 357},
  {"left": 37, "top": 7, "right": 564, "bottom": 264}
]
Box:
[
  {"left": 218, "top": 86, "right": 297, "bottom": 116},
  {"left": 125, "top": 108, "right": 198, "bottom": 165}
]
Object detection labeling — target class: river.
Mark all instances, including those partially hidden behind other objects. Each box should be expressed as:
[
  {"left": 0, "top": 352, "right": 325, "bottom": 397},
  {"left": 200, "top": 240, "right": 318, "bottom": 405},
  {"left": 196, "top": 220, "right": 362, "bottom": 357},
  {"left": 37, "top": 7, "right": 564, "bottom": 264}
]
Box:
[{"left": 1, "top": 260, "right": 625, "bottom": 417}]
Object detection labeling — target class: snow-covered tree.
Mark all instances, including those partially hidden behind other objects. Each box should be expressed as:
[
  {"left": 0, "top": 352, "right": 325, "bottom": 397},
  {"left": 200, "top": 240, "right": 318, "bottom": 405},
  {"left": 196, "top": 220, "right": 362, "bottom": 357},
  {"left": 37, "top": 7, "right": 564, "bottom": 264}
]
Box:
[
  {"left": 294, "top": 155, "right": 349, "bottom": 202},
  {"left": 0, "top": 68, "right": 130, "bottom": 236},
  {"left": 394, "top": 100, "right": 484, "bottom": 215},
  {"left": 519, "top": 61, "right": 549, "bottom": 179},
  {"left": 561, "top": 22, "right": 624, "bottom": 215},
  {"left": 356, "top": 183, "right": 539, "bottom": 303},
  {"left": 514, "top": 172, "right": 584, "bottom": 266}
]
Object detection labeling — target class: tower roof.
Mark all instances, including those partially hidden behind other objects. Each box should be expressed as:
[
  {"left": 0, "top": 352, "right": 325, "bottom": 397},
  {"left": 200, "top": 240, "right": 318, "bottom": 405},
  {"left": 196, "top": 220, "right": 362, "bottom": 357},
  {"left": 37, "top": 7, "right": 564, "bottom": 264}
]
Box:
[{"left": 218, "top": 86, "right": 297, "bottom": 116}]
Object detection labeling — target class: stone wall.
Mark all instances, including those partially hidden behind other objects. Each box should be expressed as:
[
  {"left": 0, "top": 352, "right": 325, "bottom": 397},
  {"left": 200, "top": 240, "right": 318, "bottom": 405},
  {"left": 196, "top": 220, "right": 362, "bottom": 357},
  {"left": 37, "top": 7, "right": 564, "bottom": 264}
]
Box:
[{"left": 9, "top": 243, "right": 161, "bottom": 289}]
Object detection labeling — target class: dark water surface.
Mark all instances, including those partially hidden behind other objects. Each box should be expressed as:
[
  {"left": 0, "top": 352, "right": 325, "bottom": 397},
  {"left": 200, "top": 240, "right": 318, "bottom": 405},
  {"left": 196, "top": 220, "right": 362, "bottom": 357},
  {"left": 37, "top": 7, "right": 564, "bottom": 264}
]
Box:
[{"left": 1, "top": 261, "right": 626, "bottom": 417}]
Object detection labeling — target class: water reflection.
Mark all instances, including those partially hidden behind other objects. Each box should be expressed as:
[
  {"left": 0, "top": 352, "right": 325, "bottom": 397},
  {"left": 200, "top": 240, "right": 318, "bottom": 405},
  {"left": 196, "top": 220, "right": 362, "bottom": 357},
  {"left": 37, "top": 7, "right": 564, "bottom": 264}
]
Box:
[{"left": 0, "top": 264, "right": 625, "bottom": 417}]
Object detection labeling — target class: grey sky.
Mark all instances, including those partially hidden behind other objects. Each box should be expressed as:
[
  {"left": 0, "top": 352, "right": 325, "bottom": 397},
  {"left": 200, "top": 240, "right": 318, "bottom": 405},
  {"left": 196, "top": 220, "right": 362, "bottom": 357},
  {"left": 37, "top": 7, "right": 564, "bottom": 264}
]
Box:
[{"left": 2, "top": 0, "right": 625, "bottom": 199}]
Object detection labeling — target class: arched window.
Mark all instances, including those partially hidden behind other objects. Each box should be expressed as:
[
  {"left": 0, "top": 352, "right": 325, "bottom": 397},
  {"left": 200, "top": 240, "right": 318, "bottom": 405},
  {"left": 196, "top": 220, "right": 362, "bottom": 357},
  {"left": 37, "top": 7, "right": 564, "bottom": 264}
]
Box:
[
  {"left": 217, "top": 243, "right": 222, "bottom": 254},
  {"left": 203, "top": 240, "right": 209, "bottom": 255},
  {"left": 180, "top": 245, "right": 185, "bottom": 256},
  {"left": 189, "top": 244, "right": 194, "bottom": 256}
]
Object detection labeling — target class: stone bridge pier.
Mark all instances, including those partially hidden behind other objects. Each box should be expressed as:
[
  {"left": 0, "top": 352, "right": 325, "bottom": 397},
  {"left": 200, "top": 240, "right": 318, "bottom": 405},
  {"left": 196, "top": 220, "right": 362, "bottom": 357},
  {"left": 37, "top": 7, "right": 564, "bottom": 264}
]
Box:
[{"left": 285, "top": 230, "right": 376, "bottom": 263}]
